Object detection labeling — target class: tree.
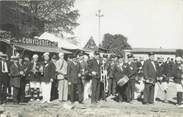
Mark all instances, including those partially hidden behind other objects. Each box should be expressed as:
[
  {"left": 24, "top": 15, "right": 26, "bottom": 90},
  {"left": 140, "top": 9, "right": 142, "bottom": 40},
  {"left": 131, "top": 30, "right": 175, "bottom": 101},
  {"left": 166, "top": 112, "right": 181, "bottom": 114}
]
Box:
[
  {"left": 17, "top": 0, "right": 79, "bottom": 37},
  {"left": 176, "top": 49, "right": 183, "bottom": 57},
  {"left": 0, "top": 1, "right": 44, "bottom": 38},
  {"left": 101, "top": 33, "right": 131, "bottom": 54}
]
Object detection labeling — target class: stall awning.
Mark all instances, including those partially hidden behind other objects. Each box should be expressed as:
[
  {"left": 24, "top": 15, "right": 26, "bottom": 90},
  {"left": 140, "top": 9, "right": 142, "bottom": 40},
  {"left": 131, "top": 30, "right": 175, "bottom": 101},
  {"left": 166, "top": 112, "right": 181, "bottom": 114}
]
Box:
[{"left": 15, "top": 44, "right": 71, "bottom": 53}]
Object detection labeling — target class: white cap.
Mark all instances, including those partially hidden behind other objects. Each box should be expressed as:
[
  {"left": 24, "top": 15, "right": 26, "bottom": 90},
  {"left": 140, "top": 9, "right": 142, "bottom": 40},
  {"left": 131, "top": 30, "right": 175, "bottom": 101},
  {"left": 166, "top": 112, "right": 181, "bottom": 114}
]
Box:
[
  {"left": 32, "top": 54, "right": 38, "bottom": 59},
  {"left": 43, "top": 52, "right": 49, "bottom": 56},
  {"left": 176, "top": 57, "right": 182, "bottom": 62},
  {"left": 59, "top": 52, "right": 64, "bottom": 57}
]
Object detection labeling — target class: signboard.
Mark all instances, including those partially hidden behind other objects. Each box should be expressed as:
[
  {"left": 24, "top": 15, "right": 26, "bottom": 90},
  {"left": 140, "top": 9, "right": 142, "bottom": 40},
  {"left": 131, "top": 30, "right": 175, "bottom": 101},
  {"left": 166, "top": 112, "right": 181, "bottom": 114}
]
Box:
[{"left": 11, "top": 38, "right": 58, "bottom": 47}]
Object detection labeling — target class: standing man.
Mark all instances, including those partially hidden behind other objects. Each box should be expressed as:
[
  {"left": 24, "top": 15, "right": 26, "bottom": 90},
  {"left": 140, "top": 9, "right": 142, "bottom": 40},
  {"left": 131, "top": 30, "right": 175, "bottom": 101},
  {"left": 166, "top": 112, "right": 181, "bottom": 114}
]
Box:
[
  {"left": 78, "top": 54, "right": 89, "bottom": 101},
  {"left": 67, "top": 55, "right": 83, "bottom": 103},
  {"left": 56, "top": 53, "right": 68, "bottom": 102},
  {"left": 10, "top": 56, "right": 23, "bottom": 104},
  {"left": 27, "top": 54, "right": 41, "bottom": 101},
  {"left": 50, "top": 55, "right": 57, "bottom": 101},
  {"left": 0, "top": 52, "right": 9, "bottom": 104},
  {"left": 40, "top": 53, "right": 55, "bottom": 103},
  {"left": 173, "top": 57, "right": 183, "bottom": 107},
  {"left": 88, "top": 51, "right": 101, "bottom": 104},
  {"left": 143, "top": 52, "right": 157, "bottom": 104},
  {"left": 113, "top": 55, "right": 128, "bottom": 102},
  {"left": 107, "top": 55, "right": 116, "bottom": 96},
  {"left": 126, "top": 54, "right": 138, "bottom": 103}
]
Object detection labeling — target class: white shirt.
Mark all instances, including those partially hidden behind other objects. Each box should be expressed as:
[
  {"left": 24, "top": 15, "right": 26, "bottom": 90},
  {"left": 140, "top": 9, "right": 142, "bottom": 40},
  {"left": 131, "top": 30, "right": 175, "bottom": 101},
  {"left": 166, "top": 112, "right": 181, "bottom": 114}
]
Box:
[
  {"left": 2, "top": 61, "right": 8, "bottom": 73},
  {"left": 151, "top": 61, "right": 156, "bottom": 71}
]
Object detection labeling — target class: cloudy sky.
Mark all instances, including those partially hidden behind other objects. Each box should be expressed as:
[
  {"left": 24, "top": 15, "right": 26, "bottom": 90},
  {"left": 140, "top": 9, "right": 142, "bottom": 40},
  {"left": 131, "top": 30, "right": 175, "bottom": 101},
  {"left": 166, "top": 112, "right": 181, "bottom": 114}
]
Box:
[{"left": 74, "top": 0, "right": 183, "bottom": 49}]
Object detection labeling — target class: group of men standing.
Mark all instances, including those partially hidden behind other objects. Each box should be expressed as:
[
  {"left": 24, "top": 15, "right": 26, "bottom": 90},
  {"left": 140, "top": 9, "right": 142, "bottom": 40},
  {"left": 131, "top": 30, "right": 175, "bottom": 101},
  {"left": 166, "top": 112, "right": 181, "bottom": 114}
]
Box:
[{"left": 0, "top": 50, "right": 183, "bottom": 106}]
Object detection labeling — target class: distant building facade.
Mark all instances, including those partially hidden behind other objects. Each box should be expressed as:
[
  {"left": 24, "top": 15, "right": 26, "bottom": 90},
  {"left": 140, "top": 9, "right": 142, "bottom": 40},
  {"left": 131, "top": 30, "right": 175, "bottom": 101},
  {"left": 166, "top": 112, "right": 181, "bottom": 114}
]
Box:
[{"left": 124, "top": 48, "right": 176, "bottom": 60}]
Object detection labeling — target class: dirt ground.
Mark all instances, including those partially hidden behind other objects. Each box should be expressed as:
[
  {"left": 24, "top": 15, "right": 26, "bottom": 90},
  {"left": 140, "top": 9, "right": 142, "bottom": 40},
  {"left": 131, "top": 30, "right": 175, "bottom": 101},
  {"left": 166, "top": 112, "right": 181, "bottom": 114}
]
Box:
[{"left": 0, "top": 82, "right": 183, "bottom": 117}]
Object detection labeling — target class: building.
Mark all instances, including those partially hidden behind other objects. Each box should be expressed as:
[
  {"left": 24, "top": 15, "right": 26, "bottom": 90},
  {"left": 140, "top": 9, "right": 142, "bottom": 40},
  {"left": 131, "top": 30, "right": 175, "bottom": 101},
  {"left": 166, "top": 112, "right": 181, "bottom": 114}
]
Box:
[{"left": 124, "top": 48, "right": 177, "bottom": 60}]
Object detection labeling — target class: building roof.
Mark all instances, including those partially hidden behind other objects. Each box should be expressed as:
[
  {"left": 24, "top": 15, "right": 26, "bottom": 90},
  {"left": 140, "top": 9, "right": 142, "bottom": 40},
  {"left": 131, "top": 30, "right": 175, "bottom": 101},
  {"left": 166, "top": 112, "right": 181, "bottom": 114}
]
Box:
[
  {"left": 83, "top": 36, "right": 98, "bottom": 51},
  {"left": 15, "top": 44, "right": 71, "bottom": 53},
  {"left": 124, "top": 48, "right": 177, "bottom": 54}
]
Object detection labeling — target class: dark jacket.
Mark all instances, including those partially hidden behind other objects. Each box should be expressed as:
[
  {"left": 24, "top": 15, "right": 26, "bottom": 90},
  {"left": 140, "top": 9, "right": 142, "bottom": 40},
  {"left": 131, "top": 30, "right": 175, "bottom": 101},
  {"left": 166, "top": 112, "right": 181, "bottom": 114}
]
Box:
[
  {"left": 10, "top": 63, "right": 21, "bottom": 88},
  {"left": 163, "top": 61, "right": 173, "bottom": 77},
  {"left": 0, "top": 60, "right": 10, "bottom": 76},
  {"left": 27, "top": 62, "right": 41, "bottom": 82},
  {"left": 87, "top": 58, "right": 101, "bottom": 79},
  {"left": 143, "top": 59, "right": 157, "bottom": 82},
  {"left": 107, "top": 60, "right": 115, "bottom": 78},
  {"left": 113, "top": 63, "right": 128, "bottom": 82},
  {"left": 41, "top": 61, "right": 55, "bottom": 82},
  {"left": 172, "top": 63, "right": 183, "bottom": 84},
  {"left": 67, "top": 61, "right": 81, "bottom": 84},
  {"left": 126, "top": 62, "right": 138, "bottom": 79}
]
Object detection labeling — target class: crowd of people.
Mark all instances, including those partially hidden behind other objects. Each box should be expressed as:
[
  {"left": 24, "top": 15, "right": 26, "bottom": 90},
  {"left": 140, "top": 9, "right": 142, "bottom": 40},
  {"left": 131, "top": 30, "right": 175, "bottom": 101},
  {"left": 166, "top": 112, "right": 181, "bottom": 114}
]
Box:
[{"left": 0, "top": 50, "right": 183, "bottom": 107}]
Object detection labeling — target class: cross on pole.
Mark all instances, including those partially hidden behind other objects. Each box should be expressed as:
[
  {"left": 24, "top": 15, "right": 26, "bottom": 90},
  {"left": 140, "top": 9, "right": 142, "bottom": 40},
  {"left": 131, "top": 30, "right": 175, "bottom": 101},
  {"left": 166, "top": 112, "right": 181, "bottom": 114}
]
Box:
[{"left": 96, "top": 9, "right": 104, "bottom": 47}]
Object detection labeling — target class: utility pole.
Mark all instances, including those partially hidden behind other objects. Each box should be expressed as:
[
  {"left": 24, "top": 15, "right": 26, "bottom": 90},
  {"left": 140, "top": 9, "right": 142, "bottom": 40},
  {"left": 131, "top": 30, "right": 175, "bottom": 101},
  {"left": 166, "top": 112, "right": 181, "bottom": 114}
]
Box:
[{"left": 96, "top": 9, "right": 104, "bottom": 47}]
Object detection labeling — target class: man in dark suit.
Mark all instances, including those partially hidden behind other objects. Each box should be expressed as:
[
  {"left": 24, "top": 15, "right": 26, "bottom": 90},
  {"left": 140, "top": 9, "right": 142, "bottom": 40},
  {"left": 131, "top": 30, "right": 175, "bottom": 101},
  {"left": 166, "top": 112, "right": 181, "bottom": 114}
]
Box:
[
  {"left": 67, "top": 55, "right": 83, "bottom": 103},
  {"left": 10, "top": 56, "right": 23, "bottom": 104},
  {"left": 0, "top": 52, "right": 9, "bottom": 104},
  {"left": 88, "top": 51, "right": 101, "bottom": 103},
  {"left": 172, "top": 57, "right": 183, "bottom": 106},
  {"left": 126, "top": 54, "right": 138, "bottom": 103},
  {"left": 113, "top": 55, "right": 128, "bottom": 102},
  {"left": 143, "top": 52, "right": 157, "bottom": 104}
]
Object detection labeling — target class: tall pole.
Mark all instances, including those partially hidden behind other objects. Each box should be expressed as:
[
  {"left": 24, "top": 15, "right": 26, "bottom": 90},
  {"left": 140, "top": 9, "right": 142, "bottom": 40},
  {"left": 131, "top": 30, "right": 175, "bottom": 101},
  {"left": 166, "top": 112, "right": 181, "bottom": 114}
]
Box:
[{"left": 96, "top": 10, "right": 104, "bottom": 47}]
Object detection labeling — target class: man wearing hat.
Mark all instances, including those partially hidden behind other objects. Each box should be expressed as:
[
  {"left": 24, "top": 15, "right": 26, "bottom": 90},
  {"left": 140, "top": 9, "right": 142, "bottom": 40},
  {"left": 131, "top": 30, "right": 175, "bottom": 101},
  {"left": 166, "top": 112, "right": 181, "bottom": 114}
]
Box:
[
  {"left": 27, "top": 54, "right": 41, "bottom": 101},
  {"left": 10, "top": 56, "right": 23, "bottom": 104},
  {"left": 126, "top": 53, "right": 138, "bottom": 103},
  {"left": 107, "top": 54, "right": 116, "bottom": 96},
  {"left": 67, "top": 54, "right": 83, "bottom": 103},
  {"left": 172, "top": 57, "right": 183, "bottom": 107},
  {"left": 113, "top": 55, "right": 129, "bottom": 102},
  {"left": 0, "top": 52, "right": 9, "bottom": 104},
  {"left": 40, "top": 52, "right": 55, "bottom": 103},
  {"left": 143, "top": 52, "right": 158, "bottom": 104},
  {"left": 56, "top": 53, "right": 68, "bottom": 102},
  {"left": 88, "top": 51, "right": 102, "bottom": 103},
  {"left": 50, "top": 55, "right": 57, "bottom": 101}
]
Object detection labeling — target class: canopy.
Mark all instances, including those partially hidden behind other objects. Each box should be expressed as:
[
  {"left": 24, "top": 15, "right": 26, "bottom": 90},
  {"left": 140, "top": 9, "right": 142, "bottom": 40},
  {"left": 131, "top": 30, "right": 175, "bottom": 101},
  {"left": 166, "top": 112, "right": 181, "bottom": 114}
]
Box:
[
  {"left": 38, "top": 32, "right": 80, "bottom": 49},
  {"left": 15, "top": 44, "right": 71, "bottom": 53}
]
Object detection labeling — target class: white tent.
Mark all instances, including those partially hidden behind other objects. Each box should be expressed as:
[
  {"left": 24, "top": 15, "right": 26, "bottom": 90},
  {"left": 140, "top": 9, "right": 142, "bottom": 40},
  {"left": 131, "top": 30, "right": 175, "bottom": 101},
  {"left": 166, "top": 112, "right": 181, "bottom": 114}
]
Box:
[{"left": 38, "top": 32, "right": 79, "bottom": 49}]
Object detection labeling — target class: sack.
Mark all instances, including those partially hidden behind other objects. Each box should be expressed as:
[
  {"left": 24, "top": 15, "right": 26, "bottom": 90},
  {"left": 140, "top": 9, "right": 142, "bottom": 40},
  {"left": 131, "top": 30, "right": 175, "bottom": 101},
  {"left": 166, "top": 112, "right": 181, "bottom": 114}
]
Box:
[{"left": 117, "top": 75, "right": 129, "bottom": 87}]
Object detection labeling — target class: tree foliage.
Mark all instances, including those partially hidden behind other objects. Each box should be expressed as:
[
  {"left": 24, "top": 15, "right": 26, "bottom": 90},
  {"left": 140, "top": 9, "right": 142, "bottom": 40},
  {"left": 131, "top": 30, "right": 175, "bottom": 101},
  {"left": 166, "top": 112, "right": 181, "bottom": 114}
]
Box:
[
  {"left": 101, "top": 33, "right": 131, "bottom": 54},
  {"left": 176, "top": 49, "right": 183, "bottom": 57},
  {"left": 17, "top": 0, "right": 79, "bottom": 36}
]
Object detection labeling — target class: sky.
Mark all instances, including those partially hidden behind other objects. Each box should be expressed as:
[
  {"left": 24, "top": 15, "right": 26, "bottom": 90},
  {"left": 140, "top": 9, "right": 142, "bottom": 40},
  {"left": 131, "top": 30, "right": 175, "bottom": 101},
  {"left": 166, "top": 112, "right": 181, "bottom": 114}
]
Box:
[{"left": 73, "top": 0, "right": 183, "bottom": 49}]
